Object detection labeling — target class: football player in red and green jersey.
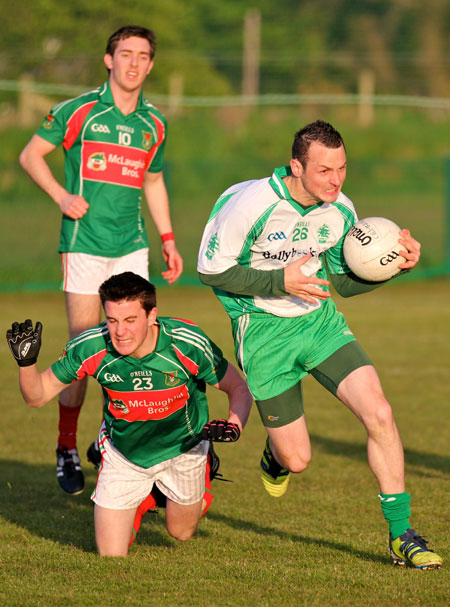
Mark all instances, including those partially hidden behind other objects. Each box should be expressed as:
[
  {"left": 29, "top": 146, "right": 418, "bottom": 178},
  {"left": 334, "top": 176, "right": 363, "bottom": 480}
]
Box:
[
  {"left": 19, "top": 26, "right": 183, "bottom": 496},
  {"left": 7, "top": 272, "right": 252, "bottom": 556}
]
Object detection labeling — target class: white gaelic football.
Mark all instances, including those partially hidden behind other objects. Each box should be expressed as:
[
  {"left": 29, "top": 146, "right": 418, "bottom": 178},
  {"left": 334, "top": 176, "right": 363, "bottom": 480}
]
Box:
[{"left": 343, "top": 217, "right": 407, "bottom": 281}]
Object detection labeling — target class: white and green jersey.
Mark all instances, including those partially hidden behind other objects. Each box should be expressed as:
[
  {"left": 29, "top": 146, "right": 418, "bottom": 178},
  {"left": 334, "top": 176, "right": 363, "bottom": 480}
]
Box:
[
  {"left": 51, "top": 317, "right": 227, "bottom": 468},
  {"left": 198, "top": 166, "right": 358, "bottom": 319}
]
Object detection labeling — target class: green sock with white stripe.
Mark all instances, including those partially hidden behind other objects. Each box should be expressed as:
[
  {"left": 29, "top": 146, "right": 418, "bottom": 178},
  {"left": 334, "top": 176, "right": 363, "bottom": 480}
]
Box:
[{"left": 379, "top": 492, "right": 411, "bottom": 539}]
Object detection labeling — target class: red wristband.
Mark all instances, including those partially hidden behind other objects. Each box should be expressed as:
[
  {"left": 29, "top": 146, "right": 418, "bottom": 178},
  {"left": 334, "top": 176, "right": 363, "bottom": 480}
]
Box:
[{"left": 161, "top": 232, "right": 175, "bottom": 243}]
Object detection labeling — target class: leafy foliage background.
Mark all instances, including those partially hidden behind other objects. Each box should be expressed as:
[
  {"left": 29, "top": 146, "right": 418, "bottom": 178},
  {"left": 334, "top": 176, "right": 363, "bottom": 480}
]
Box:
[{"left": 1, "top": 0, "right": 449, "bottom": 96}]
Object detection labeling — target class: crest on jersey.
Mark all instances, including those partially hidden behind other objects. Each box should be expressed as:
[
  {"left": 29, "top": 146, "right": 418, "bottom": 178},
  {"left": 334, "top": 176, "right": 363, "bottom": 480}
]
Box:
[
  {"left": 111, "top": 398, "right": 129, "bottom": 414},
  {"left": 163, "top": 371, "right": 180, "bottom": 386},
  {"left": 87, "top": 152, "right": 107, "bottom": 171},
  {"left": 317, "top": 223, "right": 331, "bottom": 244},
  {"left": 142, "top": 131, "right": 153, "bottom": 150},
  {"left": 43, "top": 115, "right": 55, "bottom": 129}
]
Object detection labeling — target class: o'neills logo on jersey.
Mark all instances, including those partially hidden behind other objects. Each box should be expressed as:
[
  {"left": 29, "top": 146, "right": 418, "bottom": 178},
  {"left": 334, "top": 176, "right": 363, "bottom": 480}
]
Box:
[
  {"left": 82, "top": 141, "right": 149, "bottom": 189},
  {"left": 105, "top": 384, "right": 189, "bottom": 421},
  {"left": 87, "top": 152, "right": 107, "bottom": 171}
]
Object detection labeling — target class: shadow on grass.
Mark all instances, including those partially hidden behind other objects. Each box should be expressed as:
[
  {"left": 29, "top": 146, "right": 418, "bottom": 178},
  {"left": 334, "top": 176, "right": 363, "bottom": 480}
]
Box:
[
  {"left": 1, "top": 435, "right": 447, "bottom": 557},
  {"left": 0, "top": 458, "right": 385, "bottom": 564},
  {"left": 0, "top": 459, "right": 172, "bottom": 552},
  {"left": 310, "top": 434, "right": 450, "bottom": 477},
  {"left": 206, "top": 511, "right": 388, "bottom": 565}
]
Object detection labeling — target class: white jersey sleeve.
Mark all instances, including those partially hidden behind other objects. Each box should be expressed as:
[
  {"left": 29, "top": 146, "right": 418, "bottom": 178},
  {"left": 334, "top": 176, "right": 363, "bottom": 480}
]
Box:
[
  {"left": 198, "top": 178, "right": 278, "bottom": 274},
  {"left": 198, "top": 166, "right": 358, "bottom": 319}
]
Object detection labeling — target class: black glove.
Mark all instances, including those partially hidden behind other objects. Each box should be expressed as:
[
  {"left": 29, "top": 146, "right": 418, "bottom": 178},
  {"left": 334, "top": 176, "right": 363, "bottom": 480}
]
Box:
[
  {"left": 201, "top": 419, "right": 241, "bottom": 442},
  {"left": 6, "top": 319, "right": 43, "bottom": 367}
]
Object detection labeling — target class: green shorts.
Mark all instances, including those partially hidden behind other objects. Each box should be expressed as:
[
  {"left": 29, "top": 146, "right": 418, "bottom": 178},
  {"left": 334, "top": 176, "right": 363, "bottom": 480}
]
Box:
[
  {"left": 232, "top": 299, "right": 372, "bottom": 428},
  {"left": 256, "top": 341, "right": 372, "bottom": 427}
]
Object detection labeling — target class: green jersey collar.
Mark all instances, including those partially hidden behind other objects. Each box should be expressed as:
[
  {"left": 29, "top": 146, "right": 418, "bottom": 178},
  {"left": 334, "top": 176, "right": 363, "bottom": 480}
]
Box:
[
  {"left": 98, "top": 80, "right": 149, "bottom": 113},
  {"left": 131, "top": 318, "right": 172, "bottom": 358},
  {"left": 155, "top": 318, "right": 172, "bottom": 352},
  {"left": 270, "top": 166, "right": 324, "bottom": 215},
  {"left": 269, "top": 166, "right": 293, "bottom": 200}
]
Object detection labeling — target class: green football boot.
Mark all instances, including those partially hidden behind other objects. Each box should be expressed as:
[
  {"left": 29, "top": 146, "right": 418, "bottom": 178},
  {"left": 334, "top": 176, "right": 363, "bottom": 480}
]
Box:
[
  {"left": 260, "top": 437, "right": 290, "bottom": 498},
  {"left": 389, "top": 528, "right": 443, "bottom": 570}
]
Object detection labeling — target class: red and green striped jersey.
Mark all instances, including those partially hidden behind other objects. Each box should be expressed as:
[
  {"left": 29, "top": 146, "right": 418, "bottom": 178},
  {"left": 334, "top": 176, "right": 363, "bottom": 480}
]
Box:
[
  {"left": 51, "top": 317, "right": 228, "bottom": 468},
  {"left": 36, "top": 81, "right": 167, "bottom": 257}
]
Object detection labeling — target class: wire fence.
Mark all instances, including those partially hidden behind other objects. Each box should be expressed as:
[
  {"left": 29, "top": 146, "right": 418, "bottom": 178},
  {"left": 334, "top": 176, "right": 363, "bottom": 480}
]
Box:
[{"left": 1, "top": 79, "right": 450, "bottom": 111}]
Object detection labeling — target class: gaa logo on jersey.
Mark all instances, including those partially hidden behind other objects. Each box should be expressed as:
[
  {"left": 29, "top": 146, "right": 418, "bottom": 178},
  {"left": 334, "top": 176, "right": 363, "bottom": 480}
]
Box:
[
  {"left": 104, "top": 372, "right": 124, "bottom": 383},
  {"left": 142, "top": 131, "right": 153, "bottom": 150},
  {"left": 91, "top": 123, "right": 111, "bottom": 134},
  {"left": 87, "top": 152, "right": 107, "bottom": 171},
  {"left": 163, "top": 371, "right": 181, "bottom": 386},
  {"left": 268, "top": 231, "right": 287, "bottom": 241},
  {"left": 111, "top": 398, "right": 129, "bottom": 414}
]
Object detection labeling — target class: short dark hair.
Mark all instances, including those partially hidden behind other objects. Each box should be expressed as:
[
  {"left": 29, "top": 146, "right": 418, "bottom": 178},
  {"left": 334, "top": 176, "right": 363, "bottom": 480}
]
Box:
[
  {"left": 99, "top": 272, "right": 156, "bottom": 315},
  {"left": 292, "top": 120, "right": 345, "bottom": 168},
  {"left": 106, "top": 25, "right": 157, "bottom": 60}
]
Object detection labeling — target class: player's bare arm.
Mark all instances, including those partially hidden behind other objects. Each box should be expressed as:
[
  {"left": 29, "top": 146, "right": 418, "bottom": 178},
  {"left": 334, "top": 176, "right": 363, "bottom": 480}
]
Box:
[
  {"left": 19, "top": 134, "right": 89, "bottom": 220},
  {"left": 213, "top": 362, "right": 253, "bottom": 431},
  {"left": 19, "top": 366, "right": 68, "bottom": 408},
  {"left": 202, "top": 363, "right": 253, "bottom": 442},
  {"left": 284, "top": 253, "right": 331, "bottom": 304},
  {"left": 397, "top": 229, "right": 421, "bottom": 270},
  {"left": 143, "top": 171, "right": 183, "bottom": 283}
]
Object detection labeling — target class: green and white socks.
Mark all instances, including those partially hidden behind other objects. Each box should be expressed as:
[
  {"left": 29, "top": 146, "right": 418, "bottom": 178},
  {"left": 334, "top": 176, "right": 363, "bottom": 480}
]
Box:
[{"left": 379, "top": 492, "right": 411, "bottom": 539}]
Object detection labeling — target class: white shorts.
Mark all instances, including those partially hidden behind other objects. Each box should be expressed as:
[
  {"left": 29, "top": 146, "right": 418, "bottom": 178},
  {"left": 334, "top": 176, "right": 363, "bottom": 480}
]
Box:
[
  {"left": 61, "top": 249, "right": 149, "bottom": 295},
  {"left": 91, "top": 430, "right": 209, "bottom": 510}
]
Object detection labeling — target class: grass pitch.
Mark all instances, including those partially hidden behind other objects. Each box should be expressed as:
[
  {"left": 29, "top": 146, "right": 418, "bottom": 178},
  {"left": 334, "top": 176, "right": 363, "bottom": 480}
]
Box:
[{"left": 0, "top": 280, "right": 449, "bottom": 606}]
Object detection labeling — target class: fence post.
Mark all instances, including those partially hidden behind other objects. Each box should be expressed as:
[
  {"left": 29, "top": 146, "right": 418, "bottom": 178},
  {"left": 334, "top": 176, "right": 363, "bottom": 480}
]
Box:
[
  {"left": 445, "top": 157, "right": 450, "bottom": 268},
  {"left": 358, "top": 69, "right": 375, "bottom": 126},
  {"left": 18, "top": 74, "right": 35, "bottom": 126},
  {"left": 167, "top": 73, "right": 184, "bottom": 117},
  {"left": 242, "top": 9, "right": 261, "bottom": 98}
]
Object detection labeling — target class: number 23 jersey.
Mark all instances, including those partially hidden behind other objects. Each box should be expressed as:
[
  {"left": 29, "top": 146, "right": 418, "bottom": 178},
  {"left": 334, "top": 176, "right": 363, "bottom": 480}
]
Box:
[{"left": 51, "top": 317, "right": 228, "bottom": 468}]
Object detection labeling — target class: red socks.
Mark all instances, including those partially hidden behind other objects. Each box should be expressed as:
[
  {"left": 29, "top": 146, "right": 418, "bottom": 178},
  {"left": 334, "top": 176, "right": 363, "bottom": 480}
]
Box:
[
  {"left": 202, "top": 453, "right": 214, "bottom": 515},
  {"left": 57, "top": 401, "right": 82, "bottom": 450}
]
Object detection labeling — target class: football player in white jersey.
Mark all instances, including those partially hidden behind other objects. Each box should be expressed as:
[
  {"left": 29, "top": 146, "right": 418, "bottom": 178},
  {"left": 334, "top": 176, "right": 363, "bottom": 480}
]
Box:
[{"left": 197, "top": 120, "right": 442, "bottom": 570}]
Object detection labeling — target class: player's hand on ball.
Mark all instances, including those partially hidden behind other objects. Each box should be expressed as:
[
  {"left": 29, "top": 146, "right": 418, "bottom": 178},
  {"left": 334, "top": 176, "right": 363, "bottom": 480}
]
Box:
[
  {"left": 398, "top": 229, "right": 421, "bottom": 270},
  {"left": 201, "top": 419, "right": 241, "bottom": 442},
  {"left": 6, "top": 319, "right": 42, "bottom": 367}
]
